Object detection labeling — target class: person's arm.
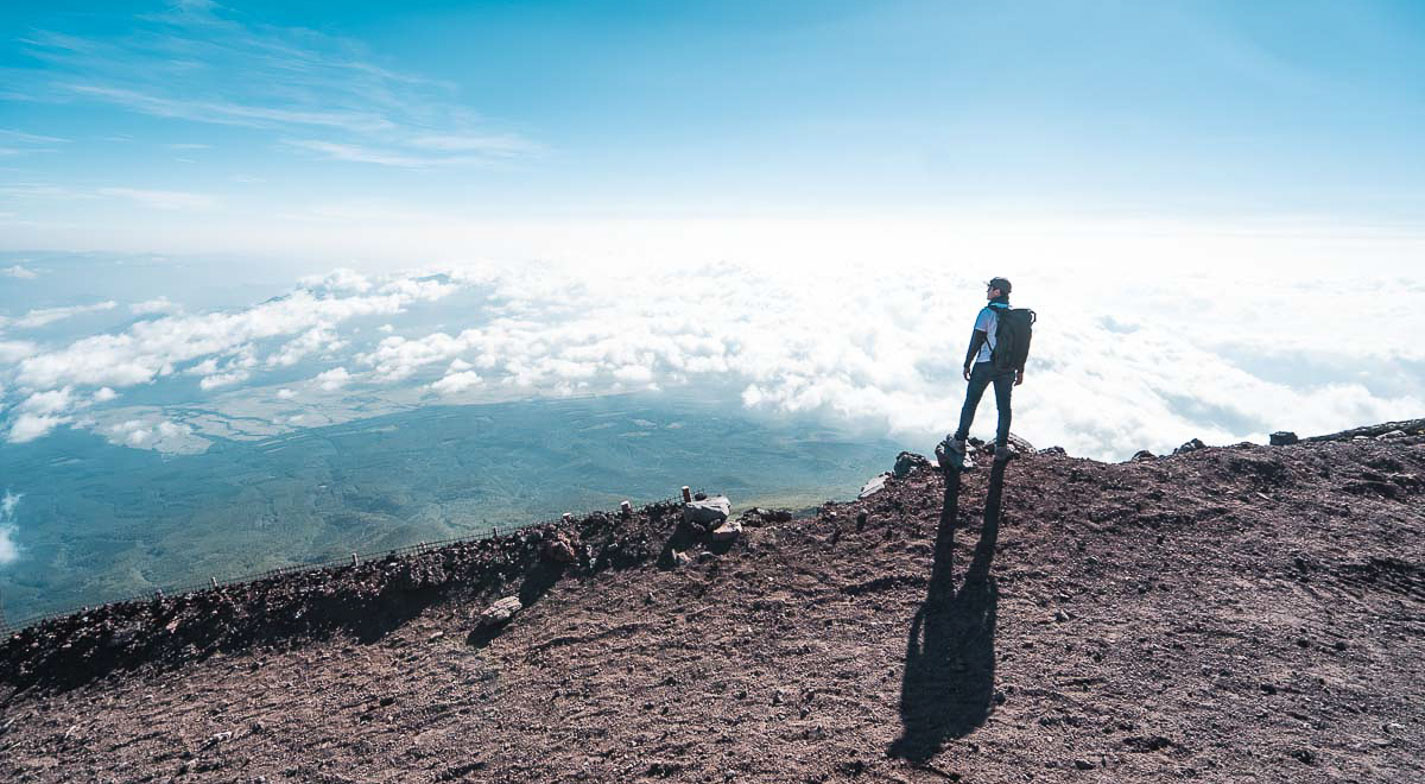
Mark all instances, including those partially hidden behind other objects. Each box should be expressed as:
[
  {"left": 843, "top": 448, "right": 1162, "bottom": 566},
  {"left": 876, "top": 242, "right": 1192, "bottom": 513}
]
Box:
[{"left": 962, "top": 329, "right": 989, "bottom": 380}]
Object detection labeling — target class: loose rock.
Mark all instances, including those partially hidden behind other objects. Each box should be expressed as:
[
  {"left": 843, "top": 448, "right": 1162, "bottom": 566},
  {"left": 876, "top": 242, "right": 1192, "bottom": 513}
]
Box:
[
  {"left": 542, "top": 536, "right": 576, "bottom": 564},
  {"left": 709, "top": 519, "right": 743, "bottom": 543},
  {"left": 1173, "top": 438, "right": 1206, "bottom": 455},
  {"left": 892, "top": 452, "right": 931, "bottom": 479},
  {"left": 858, "top": 474, "right": 889, "bottom": 499},
  {"left": 477, "top": 596, "right": 523, "bottom": 628}
]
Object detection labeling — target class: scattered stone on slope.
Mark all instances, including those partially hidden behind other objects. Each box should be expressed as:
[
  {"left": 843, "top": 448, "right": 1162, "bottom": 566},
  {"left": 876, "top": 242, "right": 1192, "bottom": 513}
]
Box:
[
  {"left": 859, "top": 474, "right": 889, "bottom": 499},
  {"left": 1270, "top": 431, "right": 1300, "bottom": 446},
  {"left": 1007, "top": 432, "right": 1035, "bottom": 454},
  {"left": 892, "top": 452, "right": 931, "bottom": 479},
  {"left": 477, "top": 596, "right": 523, "bottom": 628},
  {"left": 1173, "top": 438, "right": 1206, "bottom": 455},
  {"left": 542, "top": 535, "right": 576, "bottom": 564},
  {"left": 709, "top": 519, "right": 743, "bottom": 543}
]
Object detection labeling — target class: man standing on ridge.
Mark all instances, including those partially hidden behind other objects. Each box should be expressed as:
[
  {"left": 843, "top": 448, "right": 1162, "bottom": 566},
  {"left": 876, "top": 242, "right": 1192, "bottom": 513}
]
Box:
[{"left": 944, "top": 277, "right": 1024, "bottom": 464}]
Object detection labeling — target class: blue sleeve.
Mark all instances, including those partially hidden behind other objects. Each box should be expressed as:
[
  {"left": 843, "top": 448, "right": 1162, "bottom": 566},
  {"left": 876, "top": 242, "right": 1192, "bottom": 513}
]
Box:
[{"left": 973, "top": 307, "right": 993, "bottom": 332}]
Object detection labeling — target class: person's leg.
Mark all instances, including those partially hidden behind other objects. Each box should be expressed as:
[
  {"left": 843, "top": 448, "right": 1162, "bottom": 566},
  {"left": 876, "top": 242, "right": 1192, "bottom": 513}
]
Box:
[
  {"left": 992, "top": 368, "right": 1014, "bottom": 448},
  {"left": 953, "top": 363, "right": 993, "bottom": 442}
]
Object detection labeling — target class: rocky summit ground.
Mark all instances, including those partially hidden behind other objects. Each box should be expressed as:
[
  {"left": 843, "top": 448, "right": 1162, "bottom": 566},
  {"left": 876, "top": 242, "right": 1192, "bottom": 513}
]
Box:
[{"left": 1, "top": 426, "right": 1423, "bottom": 783}]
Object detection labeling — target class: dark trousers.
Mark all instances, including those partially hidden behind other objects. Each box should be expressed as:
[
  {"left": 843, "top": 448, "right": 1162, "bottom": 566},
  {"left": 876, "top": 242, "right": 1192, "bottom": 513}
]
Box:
[{"left": 954, "top": 361, "right": 1014, "bottom": 447}]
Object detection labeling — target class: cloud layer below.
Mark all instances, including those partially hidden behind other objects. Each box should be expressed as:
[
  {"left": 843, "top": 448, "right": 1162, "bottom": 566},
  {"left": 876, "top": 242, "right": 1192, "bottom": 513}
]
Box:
[{"left": 2, "top": 231, "right": 1421, "bottom": 461}]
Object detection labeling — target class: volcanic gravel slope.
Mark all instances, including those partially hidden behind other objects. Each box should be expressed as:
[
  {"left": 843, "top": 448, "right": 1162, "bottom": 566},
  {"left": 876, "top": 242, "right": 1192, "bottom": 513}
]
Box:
[{"left": 2, "top": 435, "right": 1423, "bottom": 783}]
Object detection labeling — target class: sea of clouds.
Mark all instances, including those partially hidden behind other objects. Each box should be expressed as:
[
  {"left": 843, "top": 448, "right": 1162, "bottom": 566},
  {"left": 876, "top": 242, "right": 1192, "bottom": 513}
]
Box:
[{"left": 1, "top": 219, "right": 1422, "bottom": 467}]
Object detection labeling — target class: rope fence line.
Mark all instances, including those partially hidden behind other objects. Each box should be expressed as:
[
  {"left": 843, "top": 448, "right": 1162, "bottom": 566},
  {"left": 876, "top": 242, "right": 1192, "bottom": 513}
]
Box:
[{"left": 1, "top": 499, "right": 663, "bottom": 636}]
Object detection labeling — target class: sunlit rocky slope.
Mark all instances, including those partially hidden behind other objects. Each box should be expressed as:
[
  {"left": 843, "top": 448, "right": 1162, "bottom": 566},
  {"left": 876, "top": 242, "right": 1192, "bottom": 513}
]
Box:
[{"left": 2, "top": 422, "right": 1422, "bottom": 783}]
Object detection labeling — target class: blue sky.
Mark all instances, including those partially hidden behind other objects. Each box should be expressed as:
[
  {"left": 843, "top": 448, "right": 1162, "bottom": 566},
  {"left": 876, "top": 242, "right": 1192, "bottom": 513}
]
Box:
[
  {"left": 2, "top": 0, "right": 1423, "bottom": 254},
  {"left": 0, "top": 0, "right": 1423, "bottom": 463}
]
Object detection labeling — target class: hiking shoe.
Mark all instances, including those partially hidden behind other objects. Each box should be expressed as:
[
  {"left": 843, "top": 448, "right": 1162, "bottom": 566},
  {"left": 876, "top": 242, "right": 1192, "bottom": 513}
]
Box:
[
  {"left": 935, "top": 436, "right": 970, "bottom": 471},
  {"left": 993, "top": 444, "right": 1016, "bottom": 463}
]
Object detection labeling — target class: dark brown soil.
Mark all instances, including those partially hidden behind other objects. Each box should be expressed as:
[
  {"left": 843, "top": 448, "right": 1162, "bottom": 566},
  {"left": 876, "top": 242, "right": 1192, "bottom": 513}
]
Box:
[{"left": 2, "top": 434, "right": 1422, "bottom": 783}]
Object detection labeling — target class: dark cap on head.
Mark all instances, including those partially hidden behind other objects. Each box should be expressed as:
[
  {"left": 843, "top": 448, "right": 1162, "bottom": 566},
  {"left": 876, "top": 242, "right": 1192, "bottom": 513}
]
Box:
[{"left": 987, "top": 277, "right": 1012, "bottom": 294}]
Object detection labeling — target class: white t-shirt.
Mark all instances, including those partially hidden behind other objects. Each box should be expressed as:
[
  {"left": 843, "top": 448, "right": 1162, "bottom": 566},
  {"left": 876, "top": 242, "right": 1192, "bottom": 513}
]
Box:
[{"left": 974, "top": 307, "right": 999, "bottom": 364}]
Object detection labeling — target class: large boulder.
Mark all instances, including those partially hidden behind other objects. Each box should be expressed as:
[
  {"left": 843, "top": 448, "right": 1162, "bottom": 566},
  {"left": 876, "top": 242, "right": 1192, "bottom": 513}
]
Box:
[
  {"left": 1270, "top": 431, "right": 1299, "bottom": 446},
  {"left": 477, "top": 596, "right": 523, "bottom": 627},
  {"left": 683, "top": 496, "right": 731, "bottom": 528}
]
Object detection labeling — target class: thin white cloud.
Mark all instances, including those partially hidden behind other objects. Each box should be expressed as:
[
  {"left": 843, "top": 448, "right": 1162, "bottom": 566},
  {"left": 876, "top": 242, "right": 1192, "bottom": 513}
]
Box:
[
  {"left": 3, "top": 264, "right": 39, "bottom": 279},
  {"left": 0, "top": 524, "right": 16, "bottom": 565},
  {"left": 104, "top": 417, "right": 195, "bottom": 451},
  {"left": 266, "top": 327, "right": 342, "bottom": 368},
  {"left": 64, "top": 84, "right": 396, "bottom": 135},
  {"left": 284, "top": 139, "right": 518, "bottom": 169},
  {"left": 431, "top": 369, "right": 482, "bottom": 395},
  {"left": 96, "top": 187, "right": 216, "bottom": 211},
  {"left": 4, "top": 301, "right": 117, "bottom": 329},
  {"left": 0, "top": 489, "right": 20, "bottom": 565},
  {"left": 410, "top": 134, "right": 540, "bottom": 156},
  {"left": 93, "top": 386, "right": 118, "bottom": 403},
  {"left": 314, "top": 366, "right": 351, "bottom": 391},
  {"left": 299, "top": 268, "right": 371, "bottom": 294},
  {"left": 0, "top": 490, "right": 19, "bottom": 520},
  {"left": 186, "top": 357, "right": 219, "bottom": 376},
  {"left": 19, "top": 387, "right": 76, "bottom": 416},
  {"left": 198, "top": 369, "right": 249, "bottom": 390},
  {"left": 1, "top": 183, "right": 214, "bottom": 211},
  {"left": 15, "top": 272, "right": 458, "bottom": 389},
  {"left": 17, "top": 5, "right": 537, "bottom": 168},
  {"left": 284, "top": 140, "right": 444, "bottom": 168},
  {"left": 0, "top": 341, "right": 39, "bottom": 363},
  {"left": 0, "top": 129, "right": 67, "bottom": 145},
  {"left": 131, "top": 296, "right": 179, "bottom": 315},
  {"left": 0, "top": 128, "right": 66, "bottom": 159},
  {"left": 7, "top": 413, "right": 70, "bottom": 443}
]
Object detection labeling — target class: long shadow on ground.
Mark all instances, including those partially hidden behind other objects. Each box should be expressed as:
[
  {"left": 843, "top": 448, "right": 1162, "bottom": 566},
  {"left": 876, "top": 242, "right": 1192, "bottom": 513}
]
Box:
[{"left": 890, "top": 459, "right": 1006, "bottom": 762}]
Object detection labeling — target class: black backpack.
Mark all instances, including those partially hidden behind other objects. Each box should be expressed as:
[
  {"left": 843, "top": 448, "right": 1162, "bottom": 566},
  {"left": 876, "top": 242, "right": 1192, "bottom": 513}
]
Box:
[{"left": 991, "top": 308, "right": 1036, "bottom": 372}]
